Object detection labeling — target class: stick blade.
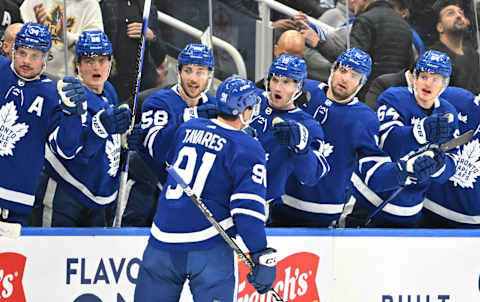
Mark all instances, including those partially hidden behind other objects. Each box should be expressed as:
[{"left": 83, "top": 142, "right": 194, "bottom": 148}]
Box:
[
  {"left": 440, "top": 130, "right": 474, "bottom": 152},
  {"left": 0, "top": 221, "right": 21, "bottom": 239}
]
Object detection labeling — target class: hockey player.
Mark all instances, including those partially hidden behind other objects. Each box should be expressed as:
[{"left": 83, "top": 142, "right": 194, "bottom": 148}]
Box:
[
  {"left": 248, "top": 54, "right": 330, "bottom": 225},
  {"left": 346, "top": 50, "right": 458, "bottom": 227},
  {"left": 422, "top": 87, "right": 480, "bottom": 228},
  {"left": 32, "top": 31, "right": 131, "bottom": 227},
  {"left": 133, "top": 76, "right": 276, "bottom": 302},
  {"left": 122, "top": 43, "right": 217, "bottom": 226},
  {"left": 0, "top": 22, "right": 87, "bottom": 226}
]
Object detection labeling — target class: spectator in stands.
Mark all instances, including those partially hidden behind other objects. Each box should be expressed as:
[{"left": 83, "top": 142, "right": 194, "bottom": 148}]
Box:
[
  {"left": 299, "top": 0, "right": 414, "bottom": 100},
  {"left": 428, "top": 0, "right": 480, "bottom": 94},
  {"left": 1, "top": 23, "right": 23, "bottom": 59},
  {"left": 20, "top": 0, "right": 104, "bottom": 77},
  {"left": 0, "top": 0, "right": 22, "bottom": 56},
  {"left": 319, "top": 0, "right": 354, "bottom": 28},
  {"left": 101, "top": 0, "right": 166, "bottom": 104}
]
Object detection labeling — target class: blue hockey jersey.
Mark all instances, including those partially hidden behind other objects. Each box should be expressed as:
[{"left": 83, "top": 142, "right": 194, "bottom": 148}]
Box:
[
  {"left": 283, "top": 81, "right": 401, "bottom": 226},
  {"left": 249, "top": 90, "right": 330, "bottom": 202},
  {"left": 424, "top": 87, "right": 480, "bottom": 227},
  {"left": 43, "top": 81, "right": 121, "bottom": 208},
  {"left": 139, "top": 85, "right": 216, "bottom": 184},
  {"left": 351, "top": 87, "right": 458, "bottom": 226},
  {"left": 149, "top": 118, "right": 268, "bottom": 253},
  {"left": 0, "top": 56, "right": 85, "bottom": 214}
]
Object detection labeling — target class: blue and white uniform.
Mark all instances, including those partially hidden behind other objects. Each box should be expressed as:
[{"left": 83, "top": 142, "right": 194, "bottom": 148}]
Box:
[
  {"left": 0, "top": 56, "right": 85, "bottom": 225},
  {"left": 282, "top": 80, "right": 401, "bottom": 226},
  {"left": 423, "top": 87, "right": 480, "bottom": 228},
  {"left": 135, "top": 77, "right": 270, "bottom": 302},
  {"left": 250, "top": 91, "right": 329, "bottom": 206},
  {"left": 349, "top": 86, "right": 458, "bottom": 226}
]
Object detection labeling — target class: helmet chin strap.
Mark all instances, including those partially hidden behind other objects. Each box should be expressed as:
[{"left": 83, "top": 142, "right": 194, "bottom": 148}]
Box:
[{"left": 10, "top": 50, "right": 48, "bottom": 82}]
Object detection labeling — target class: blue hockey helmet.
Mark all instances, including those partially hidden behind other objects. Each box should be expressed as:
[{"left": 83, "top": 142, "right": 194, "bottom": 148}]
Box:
[
  {"left": 334, "top": 47, "right": 372, "bottom": 78},
  {"left": 415, "top": 50, "right": 451, "bottom": 78},
  {"left": 268, "top": 54, "right": 307, "bottom": 83},
  {"left": 217, "top": 76, "right": 259, "bottom": 116},
  {"left": 177, "top": 43, "right": 214, "bottom": 69},
  {"left": 15, "top": 22, "right": 52, "bottom": 53},
  {"left": 76, "top": 31, "right": 112, "bottom": 58}
]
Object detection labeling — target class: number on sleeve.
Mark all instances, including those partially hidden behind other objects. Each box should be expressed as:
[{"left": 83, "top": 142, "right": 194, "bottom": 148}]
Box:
[
  {"left": 252, "top": 164, "right": 267, "bottom": 187},
  {"left": 141, "top": 109, "right": 169, "bottom": 129}
]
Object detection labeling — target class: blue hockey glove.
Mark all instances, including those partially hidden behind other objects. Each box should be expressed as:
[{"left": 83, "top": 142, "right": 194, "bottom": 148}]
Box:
[
  {"left": 180, "top": 103, "right": 218, "bottom": 123},
  {"left": 413, "top": 114, "right": 453, "bottom": 144},
  {"left": 396, "top": 146, "right": 446, "bottom": 185},
  {"left": 272, "top": 120, "right": 311, "bottom": 154},
  {"left": 126, "top": 124, "right": 147, "bottom": 151},
  {"left": 57, "top": 77, "right": 87, "bottom": 116},
  {"left": 92, "top": 106, "right": 132, "bottom": 138},
  {"left": 308, "top": 22, "right": 327, "bottom": 42},
  {"left": 247, "top": 248, "right": 277, "bottom": 294}
]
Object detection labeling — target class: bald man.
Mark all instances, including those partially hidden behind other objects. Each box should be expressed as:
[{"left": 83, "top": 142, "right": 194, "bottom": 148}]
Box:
[
  {"left": 273, "top": 30, "right": 305, "bottom": 58},
  {"left": 2, "top": 23, "right": 23, "bottom": 59}
]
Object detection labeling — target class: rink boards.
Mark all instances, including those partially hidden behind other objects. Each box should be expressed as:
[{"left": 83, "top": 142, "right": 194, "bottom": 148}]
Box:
[{"left": 1, "top": 227, "right": 479, "bottom": 302}]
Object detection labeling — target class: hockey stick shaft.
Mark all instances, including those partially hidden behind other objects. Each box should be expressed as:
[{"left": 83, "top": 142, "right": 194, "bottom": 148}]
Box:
[
  {"left": 166, "top": 165, "right": 285, "bottom": 302},
  {"left": 365, "top": 130, "right": 475, "bottom": 225},
  {"left": 113, "top": 0, "right": 152, "bottom": 227},
  {"left": 63, "top": 0, "right": 69, "bottom": 76}
]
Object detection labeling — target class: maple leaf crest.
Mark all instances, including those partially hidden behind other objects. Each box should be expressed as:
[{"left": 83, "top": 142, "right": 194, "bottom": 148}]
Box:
[
  {"left": 105, "top": 134, "right": 121, "bottom": 177},
  {"left": 0, "top": 102, "right": 29, "bottom": 156},
  {"left": 318, "top": 140, "right": 334, "bottom": 158},
  {"left": 450, "top": 139, "right": 480, "bottom": 189}
]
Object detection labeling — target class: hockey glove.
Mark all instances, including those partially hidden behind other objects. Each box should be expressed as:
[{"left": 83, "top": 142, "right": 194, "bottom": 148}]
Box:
[
  {"left": 57, "top": 76, "right": 87, "bottom": 116},
  {"left": 247, "top": 247, "right": 277, "bottom": 294},
  {"left": 92, "top": 106, "right": 132, "bottom": 138},
  {"left": 272, "top": 120, "right": 311, "bottom": 154},
  {"left": 126, "top": 124, "right": 147, "bottom": 151},
  {"left": 396, "top": 146, "right": 446, "bottom": 185},
  {"left": 180, "top": 103, "right": 218, "bottom": 123},
  {"left": 413, "top": 114, "right": 453, "bottom": 145}
]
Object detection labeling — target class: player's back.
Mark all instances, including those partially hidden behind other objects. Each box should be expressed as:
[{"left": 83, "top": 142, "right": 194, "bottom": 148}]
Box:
[{"left": 149, "top": 118, "right": 267, "bottom": 251}]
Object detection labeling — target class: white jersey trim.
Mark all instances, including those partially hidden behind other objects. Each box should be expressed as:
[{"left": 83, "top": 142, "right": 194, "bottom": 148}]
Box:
[
  {"left": 424, "top": 198, "right": 480, "bottom": 224},
  {"left": 351, "top": 173, "right": 423, "bottom": 216},
  {"left": 150, "top": 217, "right": 234, "bottom": 243},
  {"left": 0, "top": 185, "right": 35, "bottom": 206},
  {"left": 230, "top": 193, "right": 266, "bottom": 206},
  {"left": 231, "top": 208, "right": 266, "bottom": 222},
  {"left": 282, "top": 194, "right": 344, "bottom": 214},
  {"left": 45, "top": 145, "right": 118, "bottom": 205}
]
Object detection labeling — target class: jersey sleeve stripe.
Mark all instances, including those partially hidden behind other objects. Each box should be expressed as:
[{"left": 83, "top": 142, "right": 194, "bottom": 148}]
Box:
[
  {"left": 150, "top": 217, "right": 234, "bottom": 243},
  {"left": 230, "top": 208, "right": 266, "bottom": 222},
  {"left": 312, "top": 150, "right": 330, "bottom": 177},
  {"left": 358, "top": 156, "right": 391, "bottom": 173},
  {"left": 364, "top": 157, "right": 391, "bottom": 185},
  {"left": 379, "top": 126, "right": 395, "bottom": 149},
  {"left": 0, "top": 185, "right": 35, "bottom": 206},
  {"left": 379, "top": 120, "right": 404, "bottom": 132},
  {"left": 424, "top": 198, "right": 480, "bottom": 224},
  {"left": 48, "top": 127, "right": 76, "bottom": 160},
  {"left": 282, "top": 194, "right": 344, "bottom": 214},
  {"left": 145, "top": 126, "right": 163, "bottom": 157},
  {"left": 230, "top": 193, "right": 266, "bottom": 206}
]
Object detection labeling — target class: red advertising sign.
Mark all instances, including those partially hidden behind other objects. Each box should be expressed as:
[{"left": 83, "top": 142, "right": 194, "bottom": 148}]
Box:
[
  {"left": 238, "top": 252, "right": 320, "bottom": 302},
  {"left": 0, "top": 253, "right": 26, "bottom": 302}
]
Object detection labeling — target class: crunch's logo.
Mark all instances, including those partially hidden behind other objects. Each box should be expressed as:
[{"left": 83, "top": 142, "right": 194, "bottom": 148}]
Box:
[{"left": 0, "top": 253, "right": 26, "bottom": 302}]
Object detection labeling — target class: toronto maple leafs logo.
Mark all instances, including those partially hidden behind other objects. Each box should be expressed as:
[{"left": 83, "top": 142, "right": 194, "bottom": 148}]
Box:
[
  {"left": 45, "top": 5, "right": 76, "bottom": 45},
  {"left": 318, "top": 140, "right": 334, "bottom": 158},
  {"left": 105, "top": 134, "right": 121, "bottom": 177},
  {"left": 449, "top": 139, "right": 480, "bottom": 188},
  {"left": 0, "top": 102, "right": 29, "bottom": 156}
]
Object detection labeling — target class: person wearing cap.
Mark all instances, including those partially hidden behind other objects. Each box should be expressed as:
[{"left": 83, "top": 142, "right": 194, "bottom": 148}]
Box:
[
  {"left": 32, "top": 30, "right": 132, "bottom": 227},
  {"left": 345, "top": 50, "right": 458, "bottom": 227}
]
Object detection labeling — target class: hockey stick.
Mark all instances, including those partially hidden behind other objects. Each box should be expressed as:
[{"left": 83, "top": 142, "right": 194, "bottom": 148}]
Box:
[
  {"left": 365, "top": 130, "right": 475, "bottom": 226},
  {"left": 113, "top": 0, "right": 152, "bottom": 227},
  {"left": 166, "top": 164, "right": 285, "bottom": 302},
  {"left": 0, "top": 221, "right": 21, "bottom": 239},
  {"left": 63, "top": 0, "right": 69, "bottom": 76}
]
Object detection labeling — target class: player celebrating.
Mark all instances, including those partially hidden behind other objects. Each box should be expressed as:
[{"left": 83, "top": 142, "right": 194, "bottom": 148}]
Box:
[
  {"left": 121, "top": 43, "right": 218, "bottom": 226},
  {"left": 346, "top": 50, "right": 458, "bottom": 227},
  {"left": 33, "top": 31, "right": 131, "bottom": 227},
  {"left": 422, "top": 87, "right": 480, "bottom": 228},
  {"left": 0, "top": 22, "right": 87, "bottom": 226},
  {"left": 133, "top": 76, "right": 276, "bottom": 301},
  {"left": 249, "top": 54, "right": 330, "bottom": 225}
]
